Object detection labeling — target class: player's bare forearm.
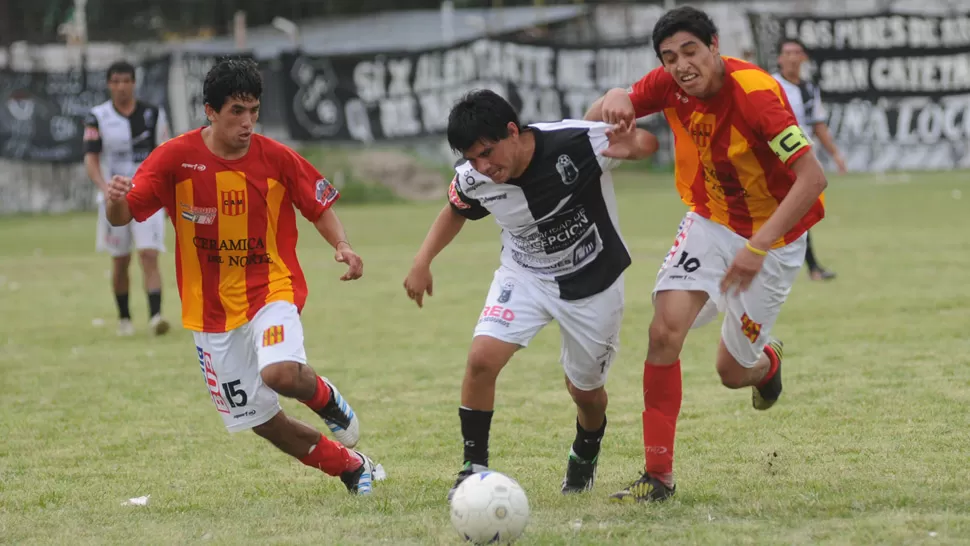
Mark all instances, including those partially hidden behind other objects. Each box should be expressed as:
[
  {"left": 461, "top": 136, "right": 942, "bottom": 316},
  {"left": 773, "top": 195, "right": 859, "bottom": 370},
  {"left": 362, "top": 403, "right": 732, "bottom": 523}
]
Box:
[
  {"left": 313, "top": 208, "right": 351, "bottom": 250},
  {"left": 414, "top": 205, "right": 467, "bottom": 267},
  {"left": 630, "top": 129, "right": 659, "bottom": 159},
  {"left": 105, "top": 199, "right": 133, "bottom": 226},
  {"left": 813, "top": 123, "right": 841, "bottom": 158},
  {"left": 84, "top": 154, "right": 109, "bottom": 193},
  {"left": 749, "top": 153, "right": 828, "bottom": 250},
  {"left": 584, "top": 95, "right": 606, "bottom": 121}
]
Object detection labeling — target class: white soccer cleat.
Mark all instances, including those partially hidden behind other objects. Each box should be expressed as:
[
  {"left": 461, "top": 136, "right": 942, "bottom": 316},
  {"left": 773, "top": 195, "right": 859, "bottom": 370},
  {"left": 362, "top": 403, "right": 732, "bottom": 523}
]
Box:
[
  {"left": 117, "top": 319, "right": 135, "bottom": 337},
  {"left": 314, "top": 377, "right": 360, "bottom": 448},
  {"left": 149, "top": 314, "right": 170, "bottom": 336}
]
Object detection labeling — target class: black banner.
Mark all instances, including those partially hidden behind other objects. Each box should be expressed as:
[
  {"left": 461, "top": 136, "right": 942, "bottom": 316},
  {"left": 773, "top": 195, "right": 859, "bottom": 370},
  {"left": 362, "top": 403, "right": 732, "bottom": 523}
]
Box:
[
  {"left": 0, "top": 55, "right": 171, "bottom": 163},
  {"left": 279, "top": 38, "right": 663, "bottom": 143},
  {"left": 748, "top": 11, "right": 970, "bottom": 171},
  {"left": 179, "top": 52, "right": 255, "bottom": 132}
]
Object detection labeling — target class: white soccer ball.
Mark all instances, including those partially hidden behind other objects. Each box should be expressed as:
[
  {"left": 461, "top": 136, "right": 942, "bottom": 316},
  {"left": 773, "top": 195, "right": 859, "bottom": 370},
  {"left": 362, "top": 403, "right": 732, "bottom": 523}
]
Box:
[{"left": 450, "top": 471, "right": 530, "bottom": 544}]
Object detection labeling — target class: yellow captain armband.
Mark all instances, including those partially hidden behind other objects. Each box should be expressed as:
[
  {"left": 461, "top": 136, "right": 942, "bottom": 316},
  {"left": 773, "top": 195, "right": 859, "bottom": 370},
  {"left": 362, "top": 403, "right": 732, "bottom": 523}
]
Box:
[{"left": 768, "top": 125, "right": 811, "bottom": 164}]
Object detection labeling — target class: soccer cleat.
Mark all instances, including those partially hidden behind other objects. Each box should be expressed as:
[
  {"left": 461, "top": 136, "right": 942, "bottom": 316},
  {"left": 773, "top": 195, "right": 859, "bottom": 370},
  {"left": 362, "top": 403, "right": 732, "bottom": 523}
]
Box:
[
  {"left": 149, "top": 314, "right": 170, "bottom": 336},
  {"left": 561, "top": 448, "right": 597, "bottom": 494},
  {"left": 315, "top": 377, "right": 360, "bottom": 448},
  {"left": 117, "top": 319, "right": 135, "bottom": 337},
  {"left": 447, "top": 461, "right": 489, "bottom": 501},
  {"left": 753, "top": 338, "right": 784, "bottom": 410},
  {"left": 340, "top": 451, "right": 385, "bottom": 496},
  {"left": 609, "top": 472, "right": 676, "bottom": 503}
]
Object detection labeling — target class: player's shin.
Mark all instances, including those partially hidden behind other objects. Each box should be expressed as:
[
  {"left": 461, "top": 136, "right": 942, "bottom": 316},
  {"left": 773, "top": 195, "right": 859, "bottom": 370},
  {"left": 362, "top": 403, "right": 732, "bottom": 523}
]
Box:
[
  {"left": 459, "top": 406, "right": 493, "bottom": 467},
  {"left": 642, "top": 360, "right": 682, "bottom": 488}
]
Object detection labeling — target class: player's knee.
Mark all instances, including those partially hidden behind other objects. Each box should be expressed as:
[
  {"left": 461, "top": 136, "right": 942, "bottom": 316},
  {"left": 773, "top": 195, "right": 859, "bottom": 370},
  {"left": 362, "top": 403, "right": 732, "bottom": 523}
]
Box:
[
  {"left": 647, "top": 319, "right": 687, "bottom": 359},
  {"left": 566, "top": 380, "right": 605, "bottom": 409},
  {"left": 260, "top": 361, "right": 302, "bottom": 395},
  {"left": 138, "top": 250, "right": 159, "bottom": 268},
  {"left": 465, "top": 347, "right": 505, "bottom": 381}
]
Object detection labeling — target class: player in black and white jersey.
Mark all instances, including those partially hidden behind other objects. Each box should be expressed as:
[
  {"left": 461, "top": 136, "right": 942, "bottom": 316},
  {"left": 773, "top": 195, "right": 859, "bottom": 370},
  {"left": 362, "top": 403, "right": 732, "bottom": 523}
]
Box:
[
  {"left": 84, "top": 61, "right": 172, "bottom": 336},
  {"left": 402, "top": 90, "right": 659, "bottom": 497},
  {"left": 773, "top": 38, "right": 844, "bottom": 281}
]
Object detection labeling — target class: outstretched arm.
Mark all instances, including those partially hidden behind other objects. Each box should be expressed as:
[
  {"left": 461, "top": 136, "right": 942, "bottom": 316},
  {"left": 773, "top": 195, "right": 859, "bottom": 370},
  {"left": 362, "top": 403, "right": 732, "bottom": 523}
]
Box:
[
  {"left": 404, "top": 204, "right": 467, "bottom": 308},
  {"left": 314, "top": 207, "right": 362, "bottom": 281}
]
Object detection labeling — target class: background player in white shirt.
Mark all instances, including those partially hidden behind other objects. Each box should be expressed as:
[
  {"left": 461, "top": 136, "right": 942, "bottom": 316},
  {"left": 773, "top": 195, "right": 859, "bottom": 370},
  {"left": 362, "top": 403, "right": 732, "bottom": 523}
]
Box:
[
  {"left": 403, "top": 90, "right": 658, "bottom": 498},
  {"left": 773, "top": 38, "right": 844, "bottom": 281},
  {"left": 84, "top": 61, "right": 171, "bottom": 335}
]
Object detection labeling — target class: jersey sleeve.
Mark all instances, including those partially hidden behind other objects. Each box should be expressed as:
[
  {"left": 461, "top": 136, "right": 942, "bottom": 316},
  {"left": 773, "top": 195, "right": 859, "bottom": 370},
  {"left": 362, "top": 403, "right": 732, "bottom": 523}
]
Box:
[
  {"left": 83, "top": 112, "right": 102, "bottom": 154},
  {"left": 281, "top": 145, "right": 339, "bottom": 223},
  {"left": 447, "top": 172, "right": 490, "bottom": 221},
  {"left": 584, "top": 122, "right": 622, "bottom": 172},
  {"left": 748, "top": 90, "right": 813, "bottom": 167},
  {"left": 155, "top": 107, "right": 172, "bottom": 143},
  {"left": 628, "top": 66, "right": 675, "bottom": 118},
  {"left": 127, "top": 145, "right": 169, "bottom": 222},
  {"left": 807, "top": 86, "right": 828, "bottom": 126}
]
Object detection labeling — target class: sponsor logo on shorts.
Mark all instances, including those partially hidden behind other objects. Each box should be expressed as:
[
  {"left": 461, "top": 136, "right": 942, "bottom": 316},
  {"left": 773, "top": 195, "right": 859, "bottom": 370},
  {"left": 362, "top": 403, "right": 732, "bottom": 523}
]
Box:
[
  {"left": 262, "top": 325, "right": 285, "bottom": 347},
  {"left": 740, "top": 312, "right": 762, "bottom": 344},
  {"left": 233, "top": 409, "right": 257, "bottom": 419},
  {"left": 479, "top": 305, "right": 515, "bottom": 327},
  {"left": 196, "top": 346, "right": 230, "bottom": 414},
  {"left": 662, "top": 217, "right": 694, "bottom": 269}
]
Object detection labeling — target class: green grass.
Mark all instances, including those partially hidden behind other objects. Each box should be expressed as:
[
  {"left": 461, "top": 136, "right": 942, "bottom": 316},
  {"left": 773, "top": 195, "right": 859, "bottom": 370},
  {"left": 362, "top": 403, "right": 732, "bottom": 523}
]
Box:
[{"left": 1, "top": 170, "right": 969, "bottom": 545}]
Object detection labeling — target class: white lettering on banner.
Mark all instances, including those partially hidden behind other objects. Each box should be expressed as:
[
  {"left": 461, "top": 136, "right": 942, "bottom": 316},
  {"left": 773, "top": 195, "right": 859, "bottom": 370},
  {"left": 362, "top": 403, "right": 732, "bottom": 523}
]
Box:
[
  {"left": 870, "top": 54, "right": 970, "bottom": 93},
  {"left": 344, "top": 99, "right": 374, "bottom": 143},
  {"left": 378, "top": 96, "right": 422, "bottom": 138},
  {"left": 786, "top": 15, "right": 970, "bottom": 51},
  {"left": 353, "top": 59, "right": 386, "bottom": 102},
  {"left": 556, "top": 50, "right": 596, "bottom": 90}
]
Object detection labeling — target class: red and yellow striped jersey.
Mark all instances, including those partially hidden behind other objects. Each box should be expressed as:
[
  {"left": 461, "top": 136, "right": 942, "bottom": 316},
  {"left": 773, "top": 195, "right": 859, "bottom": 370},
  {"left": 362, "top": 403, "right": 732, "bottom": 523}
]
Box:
[
  {"left": 126, "top": 129, "right": 340, "bottom": 333},
  {"left": 629, "top": 56, "right": 824, "bottom": 247}
]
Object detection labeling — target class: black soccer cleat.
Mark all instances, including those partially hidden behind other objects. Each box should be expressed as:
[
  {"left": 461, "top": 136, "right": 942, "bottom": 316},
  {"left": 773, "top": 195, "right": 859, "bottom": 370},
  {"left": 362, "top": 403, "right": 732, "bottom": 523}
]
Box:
[
  {"left": 339, "top": 451, "right": 385, "bottom": 496},
  {"left": 609, "top": 472, "right": 676, "bottom": 503},
  {"left": 561, "top": 449, "right": 597, "bottom": 494},
  {"left": 753, "top": 338, "right": 784, "bottom": 410},
  {"left": 447, "top": 461, "right": 488, "bottom": 501}
]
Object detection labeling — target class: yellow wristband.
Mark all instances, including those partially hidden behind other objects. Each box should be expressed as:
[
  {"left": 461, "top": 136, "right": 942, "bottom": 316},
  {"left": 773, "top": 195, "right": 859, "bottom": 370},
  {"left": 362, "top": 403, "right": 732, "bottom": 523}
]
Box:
[{"left": 745, "top": 242, "right": 768, "bottom": 256}]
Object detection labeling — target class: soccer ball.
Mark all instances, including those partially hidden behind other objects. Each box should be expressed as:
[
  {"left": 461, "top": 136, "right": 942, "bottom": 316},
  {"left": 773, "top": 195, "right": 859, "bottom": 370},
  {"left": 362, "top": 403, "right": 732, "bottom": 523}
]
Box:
[{"left": 450, "top": 471, "right": 530, "bottom": 544}]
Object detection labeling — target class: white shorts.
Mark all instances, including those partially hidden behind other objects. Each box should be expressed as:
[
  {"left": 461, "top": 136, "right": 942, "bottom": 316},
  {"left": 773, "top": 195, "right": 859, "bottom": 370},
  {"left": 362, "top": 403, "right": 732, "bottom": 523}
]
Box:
[
  {"left": 193, "top": 300, "right": 307, "bottom": 433},
  {"left": 473, "top": 266, "right": 624, "bottom": 391},
  {"left": 96, "top": 200, "right": 167, "bottom": 257},
  {"left": 654, "top": 212, "right": 806, "bottom": 367}
]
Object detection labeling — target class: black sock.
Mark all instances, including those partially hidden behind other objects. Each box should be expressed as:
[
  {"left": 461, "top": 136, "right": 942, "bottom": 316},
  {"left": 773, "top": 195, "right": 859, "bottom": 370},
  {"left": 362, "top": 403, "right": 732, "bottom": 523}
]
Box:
[
  {"left": 805, "top": 231, "right": 819, "bottom": 271},
  {"left": 459, "top": 406, "right": 493, "bottom": 467},
  {"left": 572, "top": 415, "right": 607, "bottom": 462},
  {"left": 115, "top": 293, "right": 130, "bottom": 320},
  {"left": 148, "top": 290, "right": 162, "bottom": 317}
]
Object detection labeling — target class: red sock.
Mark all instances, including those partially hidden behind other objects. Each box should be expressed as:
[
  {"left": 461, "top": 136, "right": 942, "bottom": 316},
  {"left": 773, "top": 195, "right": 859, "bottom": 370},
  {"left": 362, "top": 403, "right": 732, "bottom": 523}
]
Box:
[
  {"left": 642, "top": 360, "right": 682, "bottom": 483},
  {"left": 299, "top": 434, "right": 362, "bottom": 476},
  {"left": 301, "top": 376, "right": 332, "bottom": 411},
  {"left": 758, "top": 345, "right": 780, "bottom": 388}
]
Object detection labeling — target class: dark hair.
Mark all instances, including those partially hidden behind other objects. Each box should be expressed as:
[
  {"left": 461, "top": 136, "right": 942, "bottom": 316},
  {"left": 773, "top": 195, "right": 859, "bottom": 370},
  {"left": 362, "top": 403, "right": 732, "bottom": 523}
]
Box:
[
  {"left": 652, "top": 6, "right": 719, "bottom": 59},
  {"left": 203, "top": 57, "right": 262, "bottom": 113},
  {"left": 446, "top": 89, "right": 520, "bottom": 153},
  {"left": 106, "top": 61, "right": 135, "bottom": 81},
  {"left": 778, "top": 38, "right": 808, "bottom": 55}
]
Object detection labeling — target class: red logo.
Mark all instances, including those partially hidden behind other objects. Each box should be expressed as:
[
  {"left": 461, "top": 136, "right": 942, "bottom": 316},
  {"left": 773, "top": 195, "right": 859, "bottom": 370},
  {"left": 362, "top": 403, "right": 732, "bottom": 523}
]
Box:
[
  {"left": 221, "top": 190, "right": 247, "bottom": 216},
  {"left": 481, "top": 305, "right": 515, "bottom": 321},
  {"left": 201, "top": 351, "right": 230, "bottom": 414},
  {"left": 448, "top": 177, "right": 470, "bottom": 210},
  {"left": 83, "top": 126, "right": 99, "bottom": 141},
  {"left": 740, "top": 312, "right": 762, "bottom": 344}
]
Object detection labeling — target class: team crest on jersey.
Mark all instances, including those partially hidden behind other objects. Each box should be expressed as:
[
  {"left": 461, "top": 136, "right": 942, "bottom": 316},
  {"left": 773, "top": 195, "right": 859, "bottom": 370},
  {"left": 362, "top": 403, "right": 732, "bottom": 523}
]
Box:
[
  {"left": 180, "top": 202, "right": 216, "bottom": 224},
  {"left": 221, "top": 190, "right": 247, "bottom": 216},
  {"left": 315, "top": 178, "right": 338, "bottom": 206},
  {"left": 556, "top": 154, "right": 579, "bottom": 185}
]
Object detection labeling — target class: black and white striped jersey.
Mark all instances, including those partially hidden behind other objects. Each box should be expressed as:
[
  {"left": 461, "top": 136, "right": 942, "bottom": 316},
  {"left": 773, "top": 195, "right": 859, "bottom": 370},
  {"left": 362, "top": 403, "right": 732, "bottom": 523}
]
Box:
[
  {"left": 448, "top": 120, "right": 631, "bottom": 301},
  {"left": 83, "top": 100, "right": 170, "bottom": 200}
]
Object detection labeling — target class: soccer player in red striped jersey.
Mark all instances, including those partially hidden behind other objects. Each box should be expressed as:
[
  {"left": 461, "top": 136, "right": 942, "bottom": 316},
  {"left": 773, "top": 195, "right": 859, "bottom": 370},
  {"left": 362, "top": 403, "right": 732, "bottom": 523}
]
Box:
[
  {"left": 104, "top": 58, "right": 384, "bottom": 495},
  {"left": 585, "top": 6, "right": 828, "bottom": 503}
]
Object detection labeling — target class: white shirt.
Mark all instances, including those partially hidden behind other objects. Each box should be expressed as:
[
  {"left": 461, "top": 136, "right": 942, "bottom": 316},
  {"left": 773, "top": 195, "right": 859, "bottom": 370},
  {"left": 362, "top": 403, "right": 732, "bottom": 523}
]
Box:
[{"left": 772, "top": 72, "right": 827, "bottom": 139}]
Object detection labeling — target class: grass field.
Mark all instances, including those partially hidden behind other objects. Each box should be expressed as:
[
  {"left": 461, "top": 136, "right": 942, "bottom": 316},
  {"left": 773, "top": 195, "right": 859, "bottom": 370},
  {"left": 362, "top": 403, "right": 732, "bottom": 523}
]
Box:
[{"left": 2, "top": 170, "right": 969, "bottom": 545}]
